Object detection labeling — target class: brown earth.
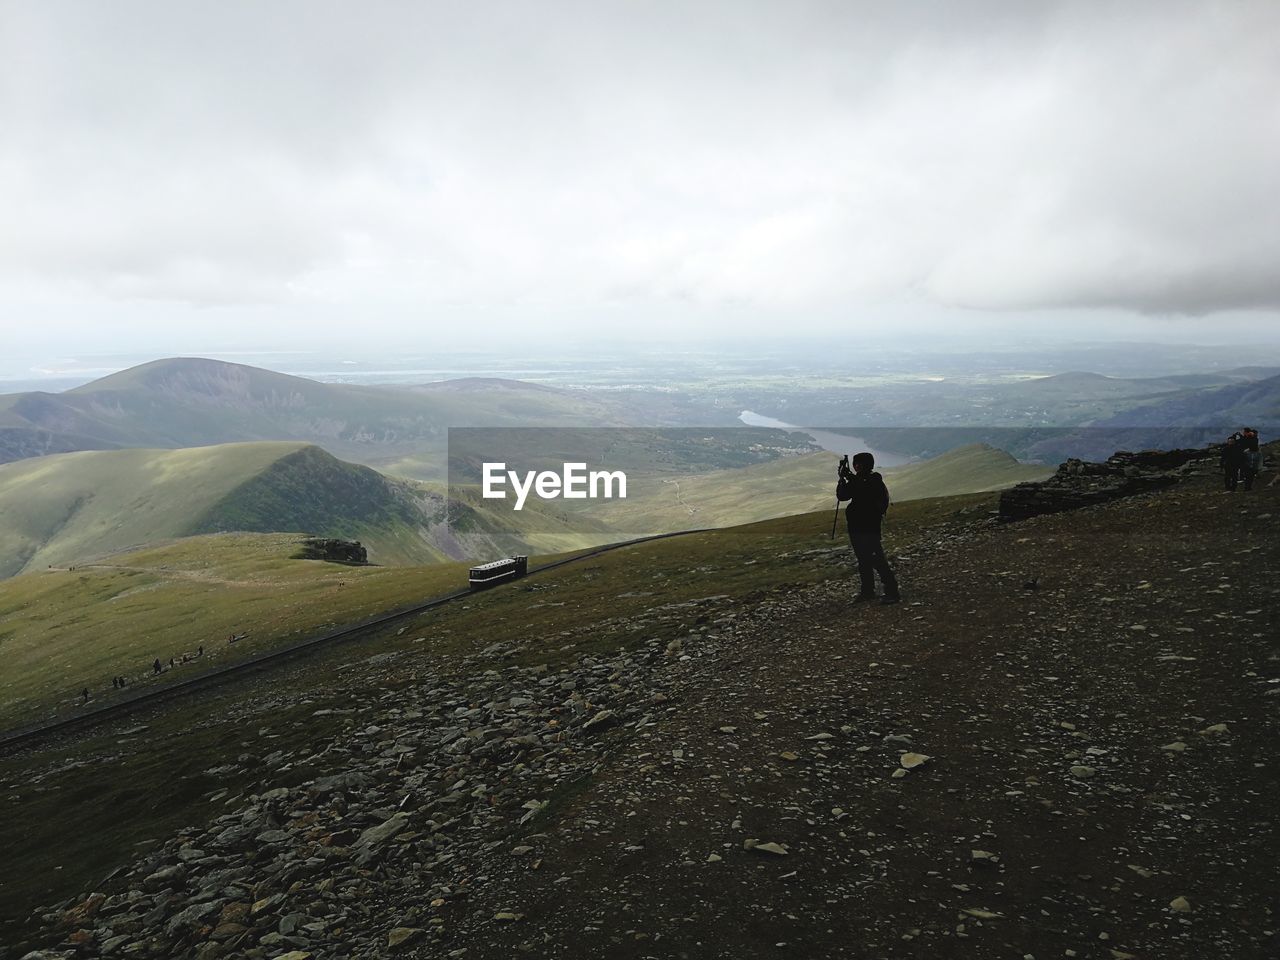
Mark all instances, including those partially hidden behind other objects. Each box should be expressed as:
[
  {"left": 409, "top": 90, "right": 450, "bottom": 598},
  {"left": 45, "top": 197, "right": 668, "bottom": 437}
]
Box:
[{"left": 455, "top": 476, "right": 1280, "bottom": 959}]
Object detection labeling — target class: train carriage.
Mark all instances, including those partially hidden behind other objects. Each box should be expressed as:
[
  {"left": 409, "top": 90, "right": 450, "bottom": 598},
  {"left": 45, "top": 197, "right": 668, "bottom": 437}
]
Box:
[{"left": 468, "top": 555, "right": 528, "bottom": 590}]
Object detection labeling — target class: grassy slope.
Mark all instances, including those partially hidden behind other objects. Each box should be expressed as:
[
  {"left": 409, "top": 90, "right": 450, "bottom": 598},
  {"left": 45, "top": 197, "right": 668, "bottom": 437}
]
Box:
[
  {"left": 884, "top": 442, "right": 1054, "bottom": 499},
  {"left": 0, "top": 441, "right": 462, "bottom": 580},
  {"left": 597, "top": 443, "right": 1052, "bottom": 531},
  {"left": 0, "top": 431, "right": 1049, "bottom": 584},
  {"left": 189, "top": 444, "right": 447, "bottom": 566},
  {"left": 0, "top": 443, "right": 309, "bottom": 578},
  {"left": 0, "top": 533, "right": 469, "bottom": 727},
  {"left": 0, "top": 489, "right": 989, "bottom": 733}
]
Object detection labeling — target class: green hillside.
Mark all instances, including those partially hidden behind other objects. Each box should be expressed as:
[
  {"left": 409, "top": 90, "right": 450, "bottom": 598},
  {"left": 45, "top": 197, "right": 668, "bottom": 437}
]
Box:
[
  {"left": 593, "top": 443, "right": 1052, "bottom": 532},
  {"left": 884, "top": 442, "right": 1054, "bottom": 500},
  {"left": 189, "top": 444, "right": 432, "bottom": 557},
  {"left": 0, "top": 438, "right": 1042, "bottom": 720},
  {"left": 0, "top": 442, "right": 461, "bottom": 579},
  {"left": 0, "top": 533, "right": 472, "bottom": 726},
  {"left": 0, "top": 443, "right": 308, "bottom": 578}
]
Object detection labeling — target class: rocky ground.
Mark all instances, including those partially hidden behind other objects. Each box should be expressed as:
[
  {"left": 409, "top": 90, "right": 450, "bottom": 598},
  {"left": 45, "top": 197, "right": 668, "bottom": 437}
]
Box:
[{"left": 5, "top": 465, "right": 1279, "bottom": 960}]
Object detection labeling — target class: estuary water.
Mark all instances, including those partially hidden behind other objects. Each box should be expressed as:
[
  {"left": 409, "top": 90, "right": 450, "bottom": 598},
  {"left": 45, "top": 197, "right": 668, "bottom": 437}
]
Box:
[{"left": 738, "top": 411, "right": 908, "bottom": 467}]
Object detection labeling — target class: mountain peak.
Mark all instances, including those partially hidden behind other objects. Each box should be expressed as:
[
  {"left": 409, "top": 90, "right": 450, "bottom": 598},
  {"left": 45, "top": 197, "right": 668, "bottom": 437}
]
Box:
[{"left": 71, "top": 358, "right": 317, "bottom": 398}]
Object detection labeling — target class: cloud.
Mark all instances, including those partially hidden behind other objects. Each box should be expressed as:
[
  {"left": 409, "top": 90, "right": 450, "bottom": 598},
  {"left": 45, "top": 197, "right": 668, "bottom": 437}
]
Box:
[{"left": 0, "top": 0, "right": 1278, "bottom": 328}]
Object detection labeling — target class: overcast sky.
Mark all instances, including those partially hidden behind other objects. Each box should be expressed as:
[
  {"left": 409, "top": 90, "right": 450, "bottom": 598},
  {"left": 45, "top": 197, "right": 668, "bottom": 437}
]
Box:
[{"left": 1, "top": 0, "right": 1278, "bottom": 356}]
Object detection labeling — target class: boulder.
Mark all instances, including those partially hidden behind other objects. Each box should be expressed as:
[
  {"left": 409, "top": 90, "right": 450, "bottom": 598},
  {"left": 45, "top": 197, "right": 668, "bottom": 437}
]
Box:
[{"left": 294, "top": 538, "right": 368, "bottom": 564}]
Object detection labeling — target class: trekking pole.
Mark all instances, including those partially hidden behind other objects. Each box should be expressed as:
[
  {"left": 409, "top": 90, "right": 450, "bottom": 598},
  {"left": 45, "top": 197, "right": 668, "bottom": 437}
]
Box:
[{"left": 831, "top": 454, "right": 849, "bottom": 539}]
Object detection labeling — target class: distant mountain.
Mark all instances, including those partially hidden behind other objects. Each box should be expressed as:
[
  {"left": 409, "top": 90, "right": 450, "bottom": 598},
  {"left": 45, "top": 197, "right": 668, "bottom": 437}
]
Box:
[
  {"left": 744, "top": 366, "right": 1280, "bottom": 458},
  {"left": 1004, "top": 373, "right": 1280, "bottom": 461},
  {"left": 1009, "top": 369, "right": 1261, "bottom": 400},
  {"left": 1016, "top": 367, "right": 1277, "bottom": 390},
  {"left": 0, "top": 357, "right": 623, "bottom": 477},
  {"left": 0, "top": 441, "right": 532, "bottom": 579},
  {"left": 1093, "top": 373, "right": 1280, "bottom": 430},
  {"left": 1221, "top": 365, "right": 1280, "bottom": 381},
  {"left": 0, "top": 425, "right": 119, "bottom": 462}
]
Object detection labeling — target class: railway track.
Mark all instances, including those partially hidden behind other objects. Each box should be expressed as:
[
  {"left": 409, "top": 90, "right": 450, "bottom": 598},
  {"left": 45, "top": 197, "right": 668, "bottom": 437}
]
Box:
[{"left": 0, "top": 529, "right": 709, "bottom": 753}]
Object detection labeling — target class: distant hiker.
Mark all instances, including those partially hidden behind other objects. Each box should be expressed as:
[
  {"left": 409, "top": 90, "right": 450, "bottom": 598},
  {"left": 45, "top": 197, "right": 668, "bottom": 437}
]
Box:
[
  {"left": 198, "top": 645, "right": 204, "bottom": 658},
  {"left": 1240, "top": 427, "right": 1261, "bottom": 491},
  {"left": 169, "top": 657, "right": 175, "bottom": 669},
  {"left": 1221, "top": 437, "right": 1244, "bottom": 492},
  {"left": 838, "top": 452, "right": 900, "bottom": 605},
  {"left": 80, "top": 688, "right": 89, "bottom": 704},
  {"left": 112, "top": 677, "right": 119, "bottom": 690},
  {"left": 153, "top": 658, "right": 163, "bottom": 675}
]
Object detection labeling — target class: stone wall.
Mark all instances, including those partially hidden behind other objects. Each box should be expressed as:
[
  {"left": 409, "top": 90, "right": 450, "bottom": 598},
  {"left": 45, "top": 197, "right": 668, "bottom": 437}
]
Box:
[{"left": 998, "top": 446, "right": 1220, "bottom": 522}]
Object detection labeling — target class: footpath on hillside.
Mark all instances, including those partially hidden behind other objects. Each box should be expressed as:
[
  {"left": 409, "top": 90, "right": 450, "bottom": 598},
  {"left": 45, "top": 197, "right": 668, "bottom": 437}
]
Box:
[{"left": 4, "top": 468, "right": 1278, "bottom": 960}]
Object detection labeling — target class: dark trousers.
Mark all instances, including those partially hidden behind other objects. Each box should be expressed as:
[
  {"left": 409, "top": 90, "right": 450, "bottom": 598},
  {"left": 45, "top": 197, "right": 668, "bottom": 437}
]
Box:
[
  {"left": 1225, "top": 468, "right": 1240, "bottom": 491},
  {"left": 848, "top": 531, "right": 898, "bottom": 598}
]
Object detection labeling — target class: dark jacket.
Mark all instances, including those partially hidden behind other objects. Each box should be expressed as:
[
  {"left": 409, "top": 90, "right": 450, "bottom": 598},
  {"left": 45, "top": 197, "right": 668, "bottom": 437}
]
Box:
[{"left": 843, "top": 471, "right": 890, "bottom": 534}]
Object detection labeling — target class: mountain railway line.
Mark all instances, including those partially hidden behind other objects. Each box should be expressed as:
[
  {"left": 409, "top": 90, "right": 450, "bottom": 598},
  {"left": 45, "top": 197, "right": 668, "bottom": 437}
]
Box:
[{"left": 0, "top": 529, "right": 710, "bottom": 754}]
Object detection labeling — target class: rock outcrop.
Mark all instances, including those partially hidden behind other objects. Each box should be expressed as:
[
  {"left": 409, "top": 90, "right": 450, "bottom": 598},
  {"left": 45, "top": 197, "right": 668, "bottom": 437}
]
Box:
[
  {"left": 998, "top": 446, "right": 1218, "bottom": 522},
  {"left": 293, "top": 538, "right": 368, "bottom": 564}
]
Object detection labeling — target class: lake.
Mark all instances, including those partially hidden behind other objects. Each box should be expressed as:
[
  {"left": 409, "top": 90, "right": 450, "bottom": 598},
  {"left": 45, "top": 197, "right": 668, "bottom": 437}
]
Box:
[{"left": 738, "top": 411, "right": 908, "bottom": 466}]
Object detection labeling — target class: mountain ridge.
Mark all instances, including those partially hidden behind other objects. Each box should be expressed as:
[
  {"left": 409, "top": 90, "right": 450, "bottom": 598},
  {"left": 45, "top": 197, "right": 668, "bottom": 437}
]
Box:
[{"left": 0, "top": 357, "right": 626, "bottom": 478}]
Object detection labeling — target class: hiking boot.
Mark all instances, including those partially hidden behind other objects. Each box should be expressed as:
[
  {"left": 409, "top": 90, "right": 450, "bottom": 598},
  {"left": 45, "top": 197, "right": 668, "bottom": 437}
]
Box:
[
  {"left": 853, "top": 593, "right": 877, "bottom": 603},
  {"left": 880, "top": 595, "right": 901, "bottom": 605}
]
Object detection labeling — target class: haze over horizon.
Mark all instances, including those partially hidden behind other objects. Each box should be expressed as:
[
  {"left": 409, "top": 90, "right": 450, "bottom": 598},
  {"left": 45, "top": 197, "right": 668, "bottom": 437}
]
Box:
[{"left": 2, "top": 0, "right": 1278, "bottom": 356}]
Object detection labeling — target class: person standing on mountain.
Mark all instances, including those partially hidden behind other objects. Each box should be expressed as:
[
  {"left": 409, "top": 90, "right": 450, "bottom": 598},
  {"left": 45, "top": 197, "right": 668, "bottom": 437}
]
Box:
[
  {"left": 1222, "top": 435, "right": 1245, "bottom": 492},
  {"left": 838, "top": 452, "right": 900, "bottom": 605},
  {"left": 1239, "top": 427, "right": 1260, "bottom": 491}
]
